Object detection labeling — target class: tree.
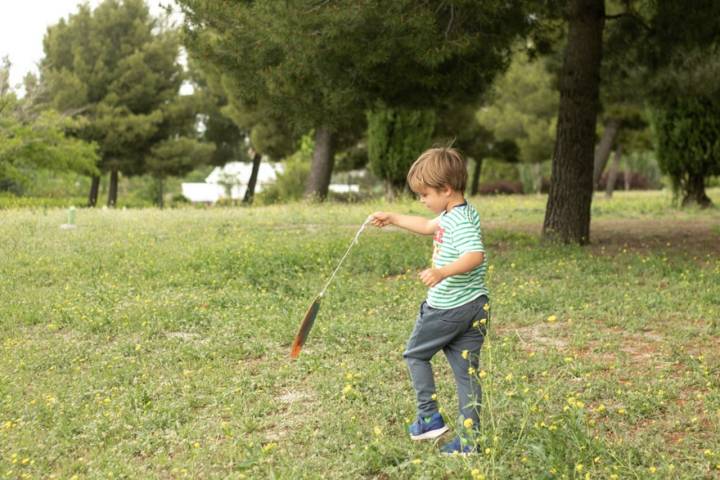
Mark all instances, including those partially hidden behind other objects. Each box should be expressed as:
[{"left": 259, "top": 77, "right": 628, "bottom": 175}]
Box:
[
  {"left": 146, "top": 137, "right": 214, "bottom": 207},
  {"left": 477, "top": 52, "right": 558, "bottom": 193},
  {"left": 537, "top": 0, "right": 720, "bottom": 241},
  {"left": 0, "top": 60, "right": 98, "bottom": 191},
  {"left": 540, "top": 0, "right": 605, "bottom": 245},
  {"left": 179, "top": 0, "right": 530, "bottom": 200},
  {"left": 187, "top": 54, "right": 301, "bottom": 204},
  {"left": 40, "top": 0, "right": 200, "bottom": 207},
  {"left": 367, "top": 107, "right": 435, "bottom": 199},
  {"left": 652, "top": 97, "right": 720, "bottom": 207},
  {"left": 640, "top": 2, "right": 720, "bottom": 206}
]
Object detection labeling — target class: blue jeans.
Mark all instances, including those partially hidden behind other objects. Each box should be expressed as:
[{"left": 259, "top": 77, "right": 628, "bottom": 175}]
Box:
[{"left": 403, "top": 295, "right": 488, "bottom": 429}]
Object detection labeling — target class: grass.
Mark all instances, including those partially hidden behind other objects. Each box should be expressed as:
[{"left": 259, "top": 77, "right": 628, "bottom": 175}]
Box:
[{"left": 1, "top": 189, "right": 719, "bottom": 479}]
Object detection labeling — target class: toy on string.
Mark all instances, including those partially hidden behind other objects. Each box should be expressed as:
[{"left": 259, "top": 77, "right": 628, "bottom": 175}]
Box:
[{"left": 290, "top": 215, "right": 372, "bottom": 359}]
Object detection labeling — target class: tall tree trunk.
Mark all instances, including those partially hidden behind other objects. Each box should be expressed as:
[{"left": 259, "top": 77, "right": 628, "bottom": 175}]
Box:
[
  {"left": 107, "top": 169, "right": 119, "bottom": 207},
  {"left": 304, "top": 126, "right": 336, "bottom": 201},
  {"left": 88, "top": 175, "right": 100, "bottom": 207},
  {"left": 542, "top": 0, "right": 605, "bottom": 245},
  {"left": 682, "top": 173, "right": 712, "bottom": 208},
  {"left": 623, "top": 162, "right": 631, "bottom": 191},
  {"left": 604, "top": 144, "right": 621, "bottom": 198},
  {"left": 470, "top": 157, "right": 483, "bottom": 196},
  {"left": 156, "top": 177, "right": 164, "bottom": 209},
  {"left": 593, "top": 118, "right": 620, "bottom": 189},
  {"left": 532, "top": 162, "right": 542, "bottom": 194},
  {"left": 243, "top": 151, "right": 262, "bottom": 205},
  {"left": 384, "top": 180, "right": 397, "bottom": 201}
]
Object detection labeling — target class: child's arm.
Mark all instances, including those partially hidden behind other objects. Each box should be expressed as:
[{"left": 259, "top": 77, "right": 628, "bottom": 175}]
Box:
[
  {"left": 419, "top": 252, "right": 485, "bottom": 287},
  {"left": 370, "top": 212, "right": 438, "bottom": 236}
]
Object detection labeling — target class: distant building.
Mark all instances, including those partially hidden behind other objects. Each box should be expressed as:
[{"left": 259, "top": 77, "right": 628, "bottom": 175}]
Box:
[
  {"left": 181, "top": 161, "right": 362, "bottom": 204},
  {"left": 181, "top": 161, "right": 283, "bottom": 204}
]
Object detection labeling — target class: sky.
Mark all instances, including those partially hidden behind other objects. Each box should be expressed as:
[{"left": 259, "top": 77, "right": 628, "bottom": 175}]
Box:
[{"left": 0, "top": 0, "right": 183, "bottom": 93}]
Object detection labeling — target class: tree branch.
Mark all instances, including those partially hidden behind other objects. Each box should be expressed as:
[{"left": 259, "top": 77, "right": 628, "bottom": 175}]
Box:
[
  {"left": 445, "top": 3, "right": 455, "bottom": 39},
  {"left": 605, "top": 11, "right": 651, "bottom": 31}
]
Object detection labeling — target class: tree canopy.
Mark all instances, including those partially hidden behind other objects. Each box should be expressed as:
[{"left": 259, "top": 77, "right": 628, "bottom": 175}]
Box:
[
  {"left": 0, "top": 60, "right": 98, "bottom": 192},
  {"left": 40, "top": 0, "right": 210, "bottom": 206},
  {"left": 179, "top": 0, "right": 531, "bottom": 198}
]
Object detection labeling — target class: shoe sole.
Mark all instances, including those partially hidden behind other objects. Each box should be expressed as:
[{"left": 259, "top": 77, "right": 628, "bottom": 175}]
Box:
[{"left": 410, "top": 425, "right": 449, "bottom": 441}]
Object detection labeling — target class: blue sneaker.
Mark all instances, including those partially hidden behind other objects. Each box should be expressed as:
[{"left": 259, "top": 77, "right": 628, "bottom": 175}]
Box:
[
  {"left": 440, "top": 436, "right": 475, "bottom": 455},
  {"left": 408, "top": 412, "right": 449, "bottom": 440}
]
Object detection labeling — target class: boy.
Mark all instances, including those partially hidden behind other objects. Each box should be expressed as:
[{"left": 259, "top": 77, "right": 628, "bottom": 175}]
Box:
[{"left": 370, "top": 147, "right": 489, "bottom": 454}]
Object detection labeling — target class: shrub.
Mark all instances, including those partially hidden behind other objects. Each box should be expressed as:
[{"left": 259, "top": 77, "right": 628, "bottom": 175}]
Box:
[{"left": 478, "top": 180, "right": 524, "bottom": 195}]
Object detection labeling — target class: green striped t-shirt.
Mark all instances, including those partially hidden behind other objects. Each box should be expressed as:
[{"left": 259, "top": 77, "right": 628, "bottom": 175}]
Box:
[{"left": 427, "top": 202, "right": 489, "bottom": 309}]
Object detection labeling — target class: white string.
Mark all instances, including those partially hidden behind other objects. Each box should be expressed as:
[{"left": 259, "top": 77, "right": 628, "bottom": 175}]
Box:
[{"left": 318, "top": 215, "right": 372, "bottom": 298}]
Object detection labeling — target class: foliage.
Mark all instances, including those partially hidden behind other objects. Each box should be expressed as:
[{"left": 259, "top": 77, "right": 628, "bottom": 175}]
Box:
[
  {"left": 40, "top": 0, "right": 207, "bottom": 205},
  {"left": 367, "top": 107, "right": 435, "bottom": 195},
  {"left": 0, "top": 81, "right": 98, "bottom": 190},
  {"left": 258, "top": 135, "right": 314, "bottom": 204},
  {"left": 480, "top": 158, "right": 521, "bottom": 184},
  {"left": 652, "top": 97, "right": 720, "bottom": 204},
  {"left": 179, "top": 0, "right": 531, "bottom": 196},
  {"left": 477, "top": 52, "right": 558, "bottom": 166},
  {"left": 186, "top": 58, "right": 247, "bottom": 167}
]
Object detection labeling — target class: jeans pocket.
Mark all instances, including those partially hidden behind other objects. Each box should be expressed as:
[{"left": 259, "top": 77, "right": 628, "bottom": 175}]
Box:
[{"left": 438, "top": 304, "right": 472, "bottom": 325}]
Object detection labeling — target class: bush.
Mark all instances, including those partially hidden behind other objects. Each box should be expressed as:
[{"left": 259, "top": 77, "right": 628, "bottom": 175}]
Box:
[
  {"left": 478, "top": 180, "right": 524, "bottom": 195},
  {"left": 480, "top": 158, "right": 521, "bottom": 183},
  {"left": 256, "top": 135, "right": 313, "bottom": 205},
  {"left": 0, "top": 194, "right": 87, "bottom": 209},
  {"left": 597, "top": 171, "right": 653, "bottom": 191}
]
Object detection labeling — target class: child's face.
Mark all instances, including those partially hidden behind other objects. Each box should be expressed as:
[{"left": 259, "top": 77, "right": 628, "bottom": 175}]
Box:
[{"left": 415, "top": 186, "right": 451, "bottom": 214}]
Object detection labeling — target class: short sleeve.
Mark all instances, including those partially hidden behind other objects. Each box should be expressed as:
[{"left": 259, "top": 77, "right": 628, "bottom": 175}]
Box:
[{"left": 451, "top": 220, "right": 484, "bottom": 255}]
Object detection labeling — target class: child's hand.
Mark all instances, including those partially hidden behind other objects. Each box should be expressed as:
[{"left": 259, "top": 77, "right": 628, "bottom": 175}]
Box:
[
  {"left": 370, "top": 211, "right": 394, "bottom": 228},
  {"left": 419, "top": 268, "right": 445, "bottom": 287}
]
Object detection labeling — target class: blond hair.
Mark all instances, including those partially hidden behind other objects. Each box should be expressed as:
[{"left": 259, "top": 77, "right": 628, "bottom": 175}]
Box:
[{"left": 407, "top": 147, "right": 467, "bottom": 193}]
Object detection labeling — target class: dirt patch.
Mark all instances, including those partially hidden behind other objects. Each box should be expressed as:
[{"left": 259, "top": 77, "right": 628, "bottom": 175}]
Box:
[
  {"left": 580, "top": 327, "right": 668, "bottom": 364},
  {"left": 166, "top": 331, "right": 201, "bottom": 341},
  {"left": 264, "top": 387, "right": 318, "bottom": 442},
  {"left": 277, "top": 390, "right": 312, "bottom": 404},
  {"left": 589, "top": 219, "right": 720, "bottom": 255},
  {"left": 498, "top": 322, "right": 568, "bottom": 352},
  {"left": 486, "top": 218, "right": 720, "bottom": 257}
]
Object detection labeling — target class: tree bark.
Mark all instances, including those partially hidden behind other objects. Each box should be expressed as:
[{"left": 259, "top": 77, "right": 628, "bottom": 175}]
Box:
[
  {"left": 542, "top": 0, "right": 605, "bottom": 245},
  {"left": 623, "top": 163, "right": 631, "bottom": 191},
  {"left": 156, "top": 177, "right": 165, "bottom": 209},
  {"left": 384, "top": 180, "right": 397, "bottom": 201},
  {"left": 304, "top": 126, "right": 336, "bottom": 201},
  {"left": 470, "top": 157, "right": 483, "bottom": 196},
  {"left": 604, "top": 144, "right": 621, "bottom": 198},
  {"left": 107, "top": 169, "right": 119, "bottom": 207},
  {"left": 532, "top": 162, "right": 542, "bottom": 194},
  {"left": 593, "top": 118, "right": 620, "bottom": 189},
  {"left": 682, "top": 173, "right": 712, "bottom": 208},
  {"left": 88, "top": 175, "right": 100, "bottom": 207},
  {"left": 243, "top": 151, "right": 262, "bottom": 205}
]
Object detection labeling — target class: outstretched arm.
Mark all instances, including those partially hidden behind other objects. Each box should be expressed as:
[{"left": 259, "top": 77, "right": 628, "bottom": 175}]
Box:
[{"left": 370, "top": 211, "right": 439, "bottom": 236}]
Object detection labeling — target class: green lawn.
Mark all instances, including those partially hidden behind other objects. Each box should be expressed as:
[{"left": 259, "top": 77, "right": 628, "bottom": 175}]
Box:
[{"left": 1, "top": 190, "right": 719, "bottom": 479}]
